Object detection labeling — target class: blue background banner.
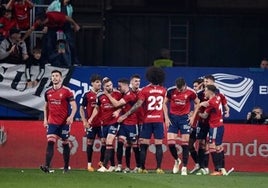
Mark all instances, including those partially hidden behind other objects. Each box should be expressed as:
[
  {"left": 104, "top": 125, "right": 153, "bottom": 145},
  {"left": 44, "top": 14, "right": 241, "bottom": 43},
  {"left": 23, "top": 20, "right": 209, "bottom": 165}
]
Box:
[{"left": 0, "top": 66, "right": 267, "bottom": 122}]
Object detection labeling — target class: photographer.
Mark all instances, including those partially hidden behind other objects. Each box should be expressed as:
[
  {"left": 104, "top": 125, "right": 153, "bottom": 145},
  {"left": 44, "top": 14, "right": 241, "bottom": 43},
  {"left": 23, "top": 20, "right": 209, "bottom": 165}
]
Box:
[{"left": 246, "top": 107, "right": 267, "bottom": 125}]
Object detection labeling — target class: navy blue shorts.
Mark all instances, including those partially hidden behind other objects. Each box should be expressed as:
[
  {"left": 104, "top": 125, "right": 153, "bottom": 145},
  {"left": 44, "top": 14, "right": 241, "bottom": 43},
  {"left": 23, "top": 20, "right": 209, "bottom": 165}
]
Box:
[
  {"left": 47, "top": 124, "right": 70, "bottom": 140},
  {"left": 86, "top": 126, "right": 102, "bottom": 139},
  {"left": 140, "top": 122, "right": 164, "bottom": 139},
  {"left": 101, "top": 126, "right": 109, "bottom": 138},
  {"left": 168, "top": 114, "right": 191, "bottom": 135},
  {"left": 118, "top": 124, "right": 139, "bottom": 142},
  {"left": 209, "top": 126, "right": 224, "bottom": 146},
  {"left": 196, "top": 121, "right": 209, "bottom": 140},
  {"left": 190, "top": 127, "right": 197, "bottom": 140},
  {"left": 101, "top": 123, "right": 119, "bottom": 138}
]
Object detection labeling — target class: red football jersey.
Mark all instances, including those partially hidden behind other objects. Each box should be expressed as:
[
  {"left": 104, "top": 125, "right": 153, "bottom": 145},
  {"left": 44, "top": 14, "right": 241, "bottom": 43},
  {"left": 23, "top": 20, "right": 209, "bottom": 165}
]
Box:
[
  {"left": 217, "top": 92, "right": 227, "bottom": 106},
  {"left": 121, "top": 91, "right": 138, "bottom": 125},
  {"left": 138, "top": 84, "right": 166, "bottom": 123},
  {"left": 197, "top": 88, "right": 227, "bottom": 124},
  {"left": 97, "top": 90, "right": 122, "bottom": 126},
  {"left": 11, "top": 1, "right": 33, "bottom": 30},
  {"left": 0, "top": 17, "right": 18, "bottom": 37},
  {"left": 46, "top": 12, "right": 67, "bottom": 28},
  {"left": 45, "top": 86, "right": 75, "bottom": 125},
  {"left": 80, "top": 89, "right": 101, "bottom": 127},
  {"left": 205, "top": 95, "right": 224, "bottom": 128},
  {"left": 167, "top": 86, "right": 197, "bottom": 116}
]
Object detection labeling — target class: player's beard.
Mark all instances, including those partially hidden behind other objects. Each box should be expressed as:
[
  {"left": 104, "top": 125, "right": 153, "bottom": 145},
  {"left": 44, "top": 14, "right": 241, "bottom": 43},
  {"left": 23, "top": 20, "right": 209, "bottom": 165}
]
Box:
[
  {"left": 52, "top": 80, "right": 61, "bottom": 88},
  {"left": 107, "top": 88, "right": 113, "bottom": 93}
]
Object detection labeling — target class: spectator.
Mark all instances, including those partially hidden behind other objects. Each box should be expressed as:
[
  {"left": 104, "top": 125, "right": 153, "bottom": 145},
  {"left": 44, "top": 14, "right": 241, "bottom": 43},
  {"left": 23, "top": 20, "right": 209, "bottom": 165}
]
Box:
[
  {"left": 6, "top": 0, "right": 34, "bottom": 30},
  {"left": 22, "top": 11, "right": 80, "bottom": 65},
  {"left": 260, "top": 58, "right": 268, "bottom": 69},
  {"left": 47, "top": 0, "right": 80, "bottom": 65},
  {"left": 25, "top": 46, "right": 45, "bottom": 87},
  {"left": 0, "top": 27, "right": 28, "bottom": 64},
  {"left": 153, "top": 48, "right": 173, "bottom": 68},
  {"left": 246, "top": 107, "right": 267, "bottom": 125},
  {"left": 48, "top": 38, "right": 71, "bottom": 67},
  {"left": 47, "top": 0, "right": 73, "bottom": 17},
  {"left": 0, "top": 7, "right": 18, "bottom": 40}
]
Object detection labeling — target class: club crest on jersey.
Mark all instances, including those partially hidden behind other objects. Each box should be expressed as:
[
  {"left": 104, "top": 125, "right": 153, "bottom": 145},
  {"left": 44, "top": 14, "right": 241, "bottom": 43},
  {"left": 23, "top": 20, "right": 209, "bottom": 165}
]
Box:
[
  {"left": 212, "top": 73, "right": 254, "bottom": 112},
  {"left": 0, "top": 126, "right": 7, "bottom": 145}
]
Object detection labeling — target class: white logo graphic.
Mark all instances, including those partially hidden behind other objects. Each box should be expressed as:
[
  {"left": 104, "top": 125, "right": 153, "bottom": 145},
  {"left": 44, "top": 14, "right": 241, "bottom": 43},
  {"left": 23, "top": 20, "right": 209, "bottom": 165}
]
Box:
[
  {"left": 0, "top": 126, "right": 7, "bottom": 145},
  {"left": 0, "top": 64, "right": 70, "bottom": 112},
  {"left": 213, "top": 73, "right": 254, "bottom": 112}
]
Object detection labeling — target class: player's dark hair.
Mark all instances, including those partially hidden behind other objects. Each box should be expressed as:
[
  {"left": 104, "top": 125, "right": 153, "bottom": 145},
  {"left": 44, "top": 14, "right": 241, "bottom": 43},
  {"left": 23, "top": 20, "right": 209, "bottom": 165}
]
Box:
[
  {"left": 51, "top": 69, "right": 62, "bottom": 76},
  {"left": 252, "top": 106, "right": 263, "bottom": 112},
  {"left": 90, "top": 74, "right": 102, "bottom": 83},
  {"left": 130, "top": 74, "right": 141, "bottom": 80},
  {"left": 145, "top": 66, "right": 165, "bottom": 85},
  {"left": 204, "top": 75, "right": 215, "bottom": 82},
  {"left": 175, "top": 77, "right": 186, "bottom": 89},
  {"left": 193, "top": 78, "right": 203, "bottom": 85},
  {"left": 118, "top": 78, "right": 130, "bottom": 85},
  {"left": 102, "top": 77, "right": 111, "bottom": 84},
  {"left": 206, "top": 84, "right": 217, "bottom": 93}
]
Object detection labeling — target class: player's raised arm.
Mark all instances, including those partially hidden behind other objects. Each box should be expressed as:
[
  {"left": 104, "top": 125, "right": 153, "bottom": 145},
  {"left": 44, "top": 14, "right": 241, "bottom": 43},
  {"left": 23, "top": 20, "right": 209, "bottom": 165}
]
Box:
[{"left": 105, "top": 90, "right": 126, "bottom": 108}]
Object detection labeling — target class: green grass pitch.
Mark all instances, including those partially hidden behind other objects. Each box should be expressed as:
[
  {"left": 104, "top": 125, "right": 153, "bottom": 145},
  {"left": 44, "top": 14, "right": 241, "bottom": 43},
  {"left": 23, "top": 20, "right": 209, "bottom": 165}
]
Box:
[{"left": 0, "top": 169, "right": 268, "bottom": 188}]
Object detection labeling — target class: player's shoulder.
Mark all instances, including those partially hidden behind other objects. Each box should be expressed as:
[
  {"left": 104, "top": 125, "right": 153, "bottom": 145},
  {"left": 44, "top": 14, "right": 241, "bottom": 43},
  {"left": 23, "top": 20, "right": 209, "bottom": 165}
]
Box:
[
  {"left": 186, "top": 86, "right": 196, "bottom": 93},
  {"left": 141, "top": 84, "right": 150, "bottom": 90},
  {"left": 167, "top": 86, "right": 177, "bottom": 92},
  {"left": 216, "top": 91, "right": 225, "bottom": 97},
  {"left": 143, "top": 84, "right": 166, "bottom": 92},
  {"left": 81, "top": 88, "right": 93, "bottom": 98},
  {"left": 209, "top": 96, "right": 219, "bottom": 103},
  {"left": 111, "top": 89, "right": 121, "bottom": 96},
  {"left": 97, "top": 91, "right": 105, "bottom": 98},
  {"left": 126, "top": 90, "right": 137, "bottom": 98},
  {"left": 44, "top": 86, "right": 53, "bottom": 94},
  {"left": 113, "top": 89, "right": 121, "bottom": 94},
  {"left": 61, "top": 85, "right": 73, "bottom": 92}
]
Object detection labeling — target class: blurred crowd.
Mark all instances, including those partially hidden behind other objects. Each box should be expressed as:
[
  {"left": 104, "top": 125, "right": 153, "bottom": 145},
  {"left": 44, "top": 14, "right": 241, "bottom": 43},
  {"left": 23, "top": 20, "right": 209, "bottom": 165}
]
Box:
[
  {"left": 0, "top": 0, "right": 80, "bottom": 86},
  {"left": 0, "top": 0, "right": 80, "bottom": 66}
]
